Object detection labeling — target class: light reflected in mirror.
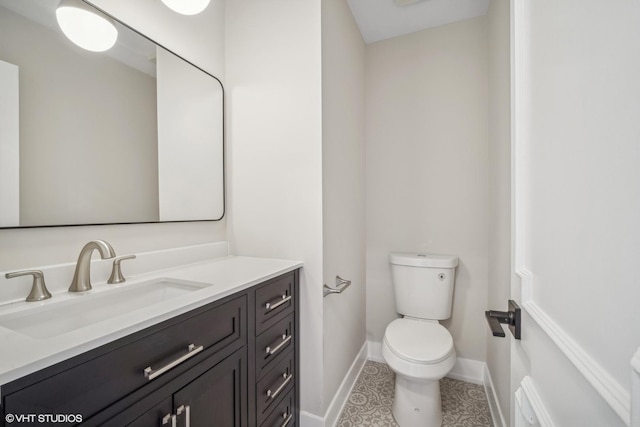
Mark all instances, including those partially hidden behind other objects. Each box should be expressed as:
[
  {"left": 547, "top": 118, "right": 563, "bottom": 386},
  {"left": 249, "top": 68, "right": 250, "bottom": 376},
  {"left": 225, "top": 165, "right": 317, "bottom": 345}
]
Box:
[{"left": 0, "top": 0, "right": 224, "bottom": 228}]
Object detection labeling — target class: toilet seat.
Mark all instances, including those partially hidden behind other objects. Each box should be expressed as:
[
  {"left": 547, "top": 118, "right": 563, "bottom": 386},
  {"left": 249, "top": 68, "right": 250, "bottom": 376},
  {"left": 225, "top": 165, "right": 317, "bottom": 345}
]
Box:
[
  {"left": 384, "top": 318, "right": 454, "bottom": 364},
  {"left": 382, "top": 318, "right": 456, "bottom": 381}
]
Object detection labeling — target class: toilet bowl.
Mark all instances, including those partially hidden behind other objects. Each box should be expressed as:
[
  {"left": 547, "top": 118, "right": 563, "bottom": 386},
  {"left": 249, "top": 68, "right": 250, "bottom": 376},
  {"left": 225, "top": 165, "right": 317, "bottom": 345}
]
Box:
[
  {"left": 383, "top": 252, "right": 458, "bottom": 427},
  {"left": 382, "top": 318, "right": 456, "bottom": 427}
]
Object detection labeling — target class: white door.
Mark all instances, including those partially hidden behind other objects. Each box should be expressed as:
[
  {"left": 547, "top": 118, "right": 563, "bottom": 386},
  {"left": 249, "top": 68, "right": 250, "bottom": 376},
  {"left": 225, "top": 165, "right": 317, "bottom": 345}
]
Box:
[{"left": 508, "top": 0, "right": 640, "bottom": 426}]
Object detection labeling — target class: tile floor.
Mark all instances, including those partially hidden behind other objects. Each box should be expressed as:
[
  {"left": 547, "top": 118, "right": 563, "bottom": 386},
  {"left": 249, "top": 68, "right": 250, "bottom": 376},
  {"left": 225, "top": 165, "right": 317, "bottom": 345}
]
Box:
[{"left": 337, "top": 361, "right": 493, "bottom": 427}]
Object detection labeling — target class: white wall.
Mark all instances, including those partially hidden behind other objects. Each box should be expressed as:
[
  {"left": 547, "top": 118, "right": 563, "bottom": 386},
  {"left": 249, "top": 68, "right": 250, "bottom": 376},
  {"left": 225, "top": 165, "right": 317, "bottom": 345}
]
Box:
[
  {"left": 157, "top": 47, "right": 224, "bottom": 221},
  {"left": 224, "top": 0, "right": 324, "bottom": 418},
  {"left": 89, "top": 0, "right": 225, "bottom": 79},
  {"left": 321, "top": 0, "right": 366, "bottom": 415},
  {"left": 486, "top": 0, "right": 511, "bottom": 424},
  {"left": 510, "top": 0, "right": 640, "bottom": 425},
  {"left": 0, "top": 60, "right": 19, "bottom": 227},
  {"left": 365, "top": 17, "right": 489, "bottom": 363},
  {"left": 0, "top": 0, "right": 226, "bottom": 270}
]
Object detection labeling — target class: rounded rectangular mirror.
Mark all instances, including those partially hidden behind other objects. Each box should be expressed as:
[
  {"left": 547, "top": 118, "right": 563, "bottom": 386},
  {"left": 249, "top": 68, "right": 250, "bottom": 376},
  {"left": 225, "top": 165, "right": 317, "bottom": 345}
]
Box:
[{"left": 0, "top": 0, "right": 224, "bottom": 228}]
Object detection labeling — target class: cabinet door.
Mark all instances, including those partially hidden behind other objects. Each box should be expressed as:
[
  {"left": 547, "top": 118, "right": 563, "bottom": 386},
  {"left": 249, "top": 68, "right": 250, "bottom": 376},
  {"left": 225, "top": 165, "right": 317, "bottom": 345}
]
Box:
[
  {"left": 173, "top": 350, "right": 246, "bottom": 427},
  {"left": 126, "top": 398, "right": 173, "bottom": 427}
]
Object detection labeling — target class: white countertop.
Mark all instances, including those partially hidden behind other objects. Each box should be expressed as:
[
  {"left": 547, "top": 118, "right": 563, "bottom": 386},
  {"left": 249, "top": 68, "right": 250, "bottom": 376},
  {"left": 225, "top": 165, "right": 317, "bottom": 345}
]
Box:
[{"left": 0, "top": 255, "right": 302, "bottom": 387}]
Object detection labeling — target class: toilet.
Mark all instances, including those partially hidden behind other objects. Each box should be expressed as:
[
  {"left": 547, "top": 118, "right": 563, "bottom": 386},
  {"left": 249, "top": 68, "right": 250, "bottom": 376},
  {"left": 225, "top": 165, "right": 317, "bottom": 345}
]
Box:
[{"left": 382, "top": 252, "right": 458, "bottom": 427}]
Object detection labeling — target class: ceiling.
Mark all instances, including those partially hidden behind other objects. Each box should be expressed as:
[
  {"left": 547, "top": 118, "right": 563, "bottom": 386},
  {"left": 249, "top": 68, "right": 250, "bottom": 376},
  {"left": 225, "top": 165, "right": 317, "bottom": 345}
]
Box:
[{"left": 346, "top": 0, "right": 491, "bottom": 44}]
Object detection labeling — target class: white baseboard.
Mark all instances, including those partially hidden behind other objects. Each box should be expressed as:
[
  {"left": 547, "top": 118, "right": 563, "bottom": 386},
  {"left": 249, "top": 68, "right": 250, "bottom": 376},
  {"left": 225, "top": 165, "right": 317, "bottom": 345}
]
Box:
[
  {"left": 367, "top": 340, "right": 484, "bottom": 385},
  {"left": 368, "top": 340, "right": 385, "bottom": 363},
  {"left": 300, "top": 341, "right": 368, "bottom": 427},
  {"left": 300, "top": 410, "right": 325, "bottom": 427},
  {"left": 448, "top": 357, "right": 485, "bottom": 385},
  {"left": 484, "top": 364, "right": 507, "bottom": 427},
  {"left": 324, "top": 341, "right": 368, "bottom": 427}
]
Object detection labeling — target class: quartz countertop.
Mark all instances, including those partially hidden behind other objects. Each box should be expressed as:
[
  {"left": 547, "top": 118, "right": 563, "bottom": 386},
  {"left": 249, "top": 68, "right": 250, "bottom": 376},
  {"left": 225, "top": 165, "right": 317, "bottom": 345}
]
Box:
[{"left": 0, "top": 255, "right": 302, "bottom": 386}]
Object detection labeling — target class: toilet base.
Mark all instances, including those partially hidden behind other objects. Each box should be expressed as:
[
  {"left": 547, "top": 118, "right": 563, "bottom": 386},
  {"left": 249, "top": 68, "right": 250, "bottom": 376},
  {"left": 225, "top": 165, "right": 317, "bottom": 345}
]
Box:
[{"left": 392, "top": 374, "right": 442, "bottom": 427}]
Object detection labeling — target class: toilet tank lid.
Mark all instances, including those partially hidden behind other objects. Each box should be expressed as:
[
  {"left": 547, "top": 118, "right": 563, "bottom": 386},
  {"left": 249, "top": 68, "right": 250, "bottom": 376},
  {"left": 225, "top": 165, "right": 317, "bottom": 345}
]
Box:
[{"left": 390, "top": 252, "right": 458, "bottom": 268}]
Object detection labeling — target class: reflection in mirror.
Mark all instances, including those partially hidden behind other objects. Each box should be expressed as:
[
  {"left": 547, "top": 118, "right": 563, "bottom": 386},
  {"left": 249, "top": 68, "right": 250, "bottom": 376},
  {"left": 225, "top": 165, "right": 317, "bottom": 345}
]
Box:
[{"left": 0, "top": 0, "right": 224, "bottom": 228}]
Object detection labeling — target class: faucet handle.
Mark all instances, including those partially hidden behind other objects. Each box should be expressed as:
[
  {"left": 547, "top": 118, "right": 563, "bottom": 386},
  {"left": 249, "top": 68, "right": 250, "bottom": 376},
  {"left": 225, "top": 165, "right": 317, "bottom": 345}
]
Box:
[
  {"left": 5, "top": 270, "right": 52, "bottom": 302},
  {"left": 108, "top": 255, "right": 136, "bottom": 284}
]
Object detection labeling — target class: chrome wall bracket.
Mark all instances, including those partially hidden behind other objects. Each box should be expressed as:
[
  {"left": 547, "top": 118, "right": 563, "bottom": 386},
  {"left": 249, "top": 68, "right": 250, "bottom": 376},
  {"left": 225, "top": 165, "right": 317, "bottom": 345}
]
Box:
[{"left": 323, "top": 275, "right": 352, "bottom": 298}]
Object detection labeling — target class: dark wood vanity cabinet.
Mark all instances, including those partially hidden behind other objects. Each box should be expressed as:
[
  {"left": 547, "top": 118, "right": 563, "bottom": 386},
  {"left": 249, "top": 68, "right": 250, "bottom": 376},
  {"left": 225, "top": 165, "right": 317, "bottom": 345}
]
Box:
[
  {"left": 251, "top": 273, "right": 298, "bottom": 427},
  {"left": 0, "top": 269, "right": 300, "bottom": 427}
]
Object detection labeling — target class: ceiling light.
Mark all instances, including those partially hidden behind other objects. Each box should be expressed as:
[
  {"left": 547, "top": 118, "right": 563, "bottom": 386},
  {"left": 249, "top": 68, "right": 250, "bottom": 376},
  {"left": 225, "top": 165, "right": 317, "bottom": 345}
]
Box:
[
  {"left": 160, "top": 0, "right": 211, "bottom": 15},
  {"left": 56, "top": 0, "right": 118, "bottom": 52}
]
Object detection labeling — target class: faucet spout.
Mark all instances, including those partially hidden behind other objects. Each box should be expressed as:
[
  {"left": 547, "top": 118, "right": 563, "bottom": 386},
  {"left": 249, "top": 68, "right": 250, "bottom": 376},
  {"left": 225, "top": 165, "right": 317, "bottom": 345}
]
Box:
[{"left": 69, "top": 240, "right": 116, "bottom": 292}]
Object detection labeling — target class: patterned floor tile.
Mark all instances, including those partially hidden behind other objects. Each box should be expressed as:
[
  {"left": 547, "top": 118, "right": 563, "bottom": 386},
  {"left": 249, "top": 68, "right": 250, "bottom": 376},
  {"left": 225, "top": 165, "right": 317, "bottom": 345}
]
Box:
[{"left": 337, "top": 361, "right": 493, "bottom": 427}]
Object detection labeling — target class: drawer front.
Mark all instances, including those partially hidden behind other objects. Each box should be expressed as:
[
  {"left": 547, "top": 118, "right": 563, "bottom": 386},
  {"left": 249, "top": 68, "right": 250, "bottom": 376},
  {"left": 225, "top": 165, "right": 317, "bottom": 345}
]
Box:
[
  {"left": 256, "top": 351, "right": 295, "bottom": 421},
  {"left": 260, "top": 389, "right": 295, "bottom": 427},
  {"left": 255, "top": 273, "right": 295, "bottom": 335},
  {"left": 256, "top": 314, "right": 295, "bottom": 379},
  {"left": 3, "top": 295, "right": 247, "bottom": 423}
]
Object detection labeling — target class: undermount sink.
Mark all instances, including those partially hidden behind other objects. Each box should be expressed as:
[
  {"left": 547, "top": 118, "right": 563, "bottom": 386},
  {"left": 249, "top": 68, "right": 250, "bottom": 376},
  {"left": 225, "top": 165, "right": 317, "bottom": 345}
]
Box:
[{"left": 0, "top": 278, "right": 210, "bottom": 339}]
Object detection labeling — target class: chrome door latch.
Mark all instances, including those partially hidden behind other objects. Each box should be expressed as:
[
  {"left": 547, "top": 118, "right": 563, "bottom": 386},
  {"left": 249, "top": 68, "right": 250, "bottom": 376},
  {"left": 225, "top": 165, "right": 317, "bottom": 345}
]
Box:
[{"left": 485, "top": 300, "right": 521, "bottom": 340}]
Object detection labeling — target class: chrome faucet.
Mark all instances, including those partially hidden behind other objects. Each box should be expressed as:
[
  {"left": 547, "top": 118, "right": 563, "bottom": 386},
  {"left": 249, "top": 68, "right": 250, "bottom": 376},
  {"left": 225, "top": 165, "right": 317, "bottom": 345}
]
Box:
[{"left": 69, "top": 240, "right": 116, "bottom": 292}]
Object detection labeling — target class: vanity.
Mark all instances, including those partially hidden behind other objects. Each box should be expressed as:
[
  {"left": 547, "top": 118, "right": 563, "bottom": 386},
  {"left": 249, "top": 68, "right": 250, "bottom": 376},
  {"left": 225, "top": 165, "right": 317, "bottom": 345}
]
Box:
[
  {"left": 0, "top": 1, "right": 301, "bottom": 424},
  {"left": 0, "top": 248, "right": 302, "bottom": 427}
]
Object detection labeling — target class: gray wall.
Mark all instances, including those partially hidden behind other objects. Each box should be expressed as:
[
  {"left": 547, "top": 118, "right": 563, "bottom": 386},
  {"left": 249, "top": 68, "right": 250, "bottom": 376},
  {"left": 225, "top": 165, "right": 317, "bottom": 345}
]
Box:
[
  {"left": 365, "top": 17, "right": 490, "bottom": 363},
  {"left": 322, "top": 0, "right": 367, "bottom": 412},
  {"left": 225, "top": 0, "right": 324, "bottom": 418},
  {"left": 486, "top": 0, "right": 511, "bottom": 424}
]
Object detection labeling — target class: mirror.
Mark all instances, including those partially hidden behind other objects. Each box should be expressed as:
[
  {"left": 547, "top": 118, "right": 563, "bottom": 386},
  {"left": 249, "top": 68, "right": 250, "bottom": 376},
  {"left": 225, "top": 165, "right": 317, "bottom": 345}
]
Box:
[{"left": 0, "top": 0, "right": 224, "bottom": 228}]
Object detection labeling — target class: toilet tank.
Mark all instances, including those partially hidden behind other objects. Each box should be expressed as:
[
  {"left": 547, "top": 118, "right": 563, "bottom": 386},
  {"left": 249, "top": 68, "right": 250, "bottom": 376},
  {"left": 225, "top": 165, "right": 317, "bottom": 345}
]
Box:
[{"left": 390, "top": 253, "right": 459, "bottom": 320}]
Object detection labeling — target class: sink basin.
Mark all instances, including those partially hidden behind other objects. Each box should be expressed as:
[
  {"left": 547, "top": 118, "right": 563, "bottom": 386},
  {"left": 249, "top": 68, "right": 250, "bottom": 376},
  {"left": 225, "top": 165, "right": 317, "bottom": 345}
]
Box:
[{"left": 0, "top": 278, "right": 209, "bottom": 339}]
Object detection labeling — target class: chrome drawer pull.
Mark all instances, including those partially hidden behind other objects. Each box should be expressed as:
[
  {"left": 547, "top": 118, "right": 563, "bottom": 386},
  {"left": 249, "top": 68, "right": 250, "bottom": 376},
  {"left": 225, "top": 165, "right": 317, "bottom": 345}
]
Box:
[
  {"left": 267, "top": 372, "right": 293, "bottom": 400},
  {"left": 162, "top": 414, "right": 176, "bottom": 427},
  {"left": 177, "top": 405, "right": 191, "bottom": 427},
  {"left": 281, "top": 412, "right": 293, "bottom": 427},
  {"left": 144, "top": 344, "right": 204, "bottom": 381},
  {"left": 265, "top": 294, "right": 291, "bottom": 311},
  {"left": 266, "top": 334, "right": 292, "bottom": 355}
]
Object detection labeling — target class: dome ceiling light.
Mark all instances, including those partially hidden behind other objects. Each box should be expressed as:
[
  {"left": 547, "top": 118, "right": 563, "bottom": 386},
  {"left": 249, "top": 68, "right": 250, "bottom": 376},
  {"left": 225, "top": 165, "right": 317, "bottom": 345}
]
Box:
[
  {"left": 56, "top": 0, "right": 118, "bottom": 52},
  {"left": 160, "top": 0, "right": 211, "bottom": 15}
]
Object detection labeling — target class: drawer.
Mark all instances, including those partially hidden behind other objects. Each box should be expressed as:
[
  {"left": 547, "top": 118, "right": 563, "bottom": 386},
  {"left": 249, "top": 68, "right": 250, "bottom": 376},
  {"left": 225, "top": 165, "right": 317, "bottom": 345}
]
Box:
[
  {"left": 255, "top": 273, "right": 295, "bottom": 335},
  {"left": 256, "top": 350, "right": 295, "bottom": 421},
  {"left": 260, "top": 389, "right": 295, "bottom": 427},
  {"left": 256, "top": 314, "right": 295, "bottom": 379},
  {"left": 3, "top": 295, "right": 247, "bottom": 423}
]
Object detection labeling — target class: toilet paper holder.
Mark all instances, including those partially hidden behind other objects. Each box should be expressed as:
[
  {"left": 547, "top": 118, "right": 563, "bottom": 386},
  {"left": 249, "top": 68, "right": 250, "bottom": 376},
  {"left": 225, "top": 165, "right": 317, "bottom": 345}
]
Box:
[
  {"left": 485, "top": 300, "right": 521, "bottom": 340},
  {"left": 323, "top": 276, "right": 352, "bottom": 297}
]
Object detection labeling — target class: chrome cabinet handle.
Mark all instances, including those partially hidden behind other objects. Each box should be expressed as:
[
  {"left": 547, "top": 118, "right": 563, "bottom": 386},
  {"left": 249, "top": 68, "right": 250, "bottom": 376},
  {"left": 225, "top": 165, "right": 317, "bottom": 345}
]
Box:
[
  {"left": 281, "top": 412, "right": 293, "bottom": 427},
  {"left": 144, "top": 344, "right": 203, "bottom": 380},
  {"left": 265, "top": 294, "right": 291, "bottom": 311},
  {"left": 176, "top": 405, "right": 191, "bottom": 427},
  {"left": 266, "top": 334, "right": 292, "bottom": 356},
  {"left": 267, "top": 372, "right": 293, "bottom": 400},
  {"left": 161, "top": 414, "right": 176, "bottom": 427}
]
